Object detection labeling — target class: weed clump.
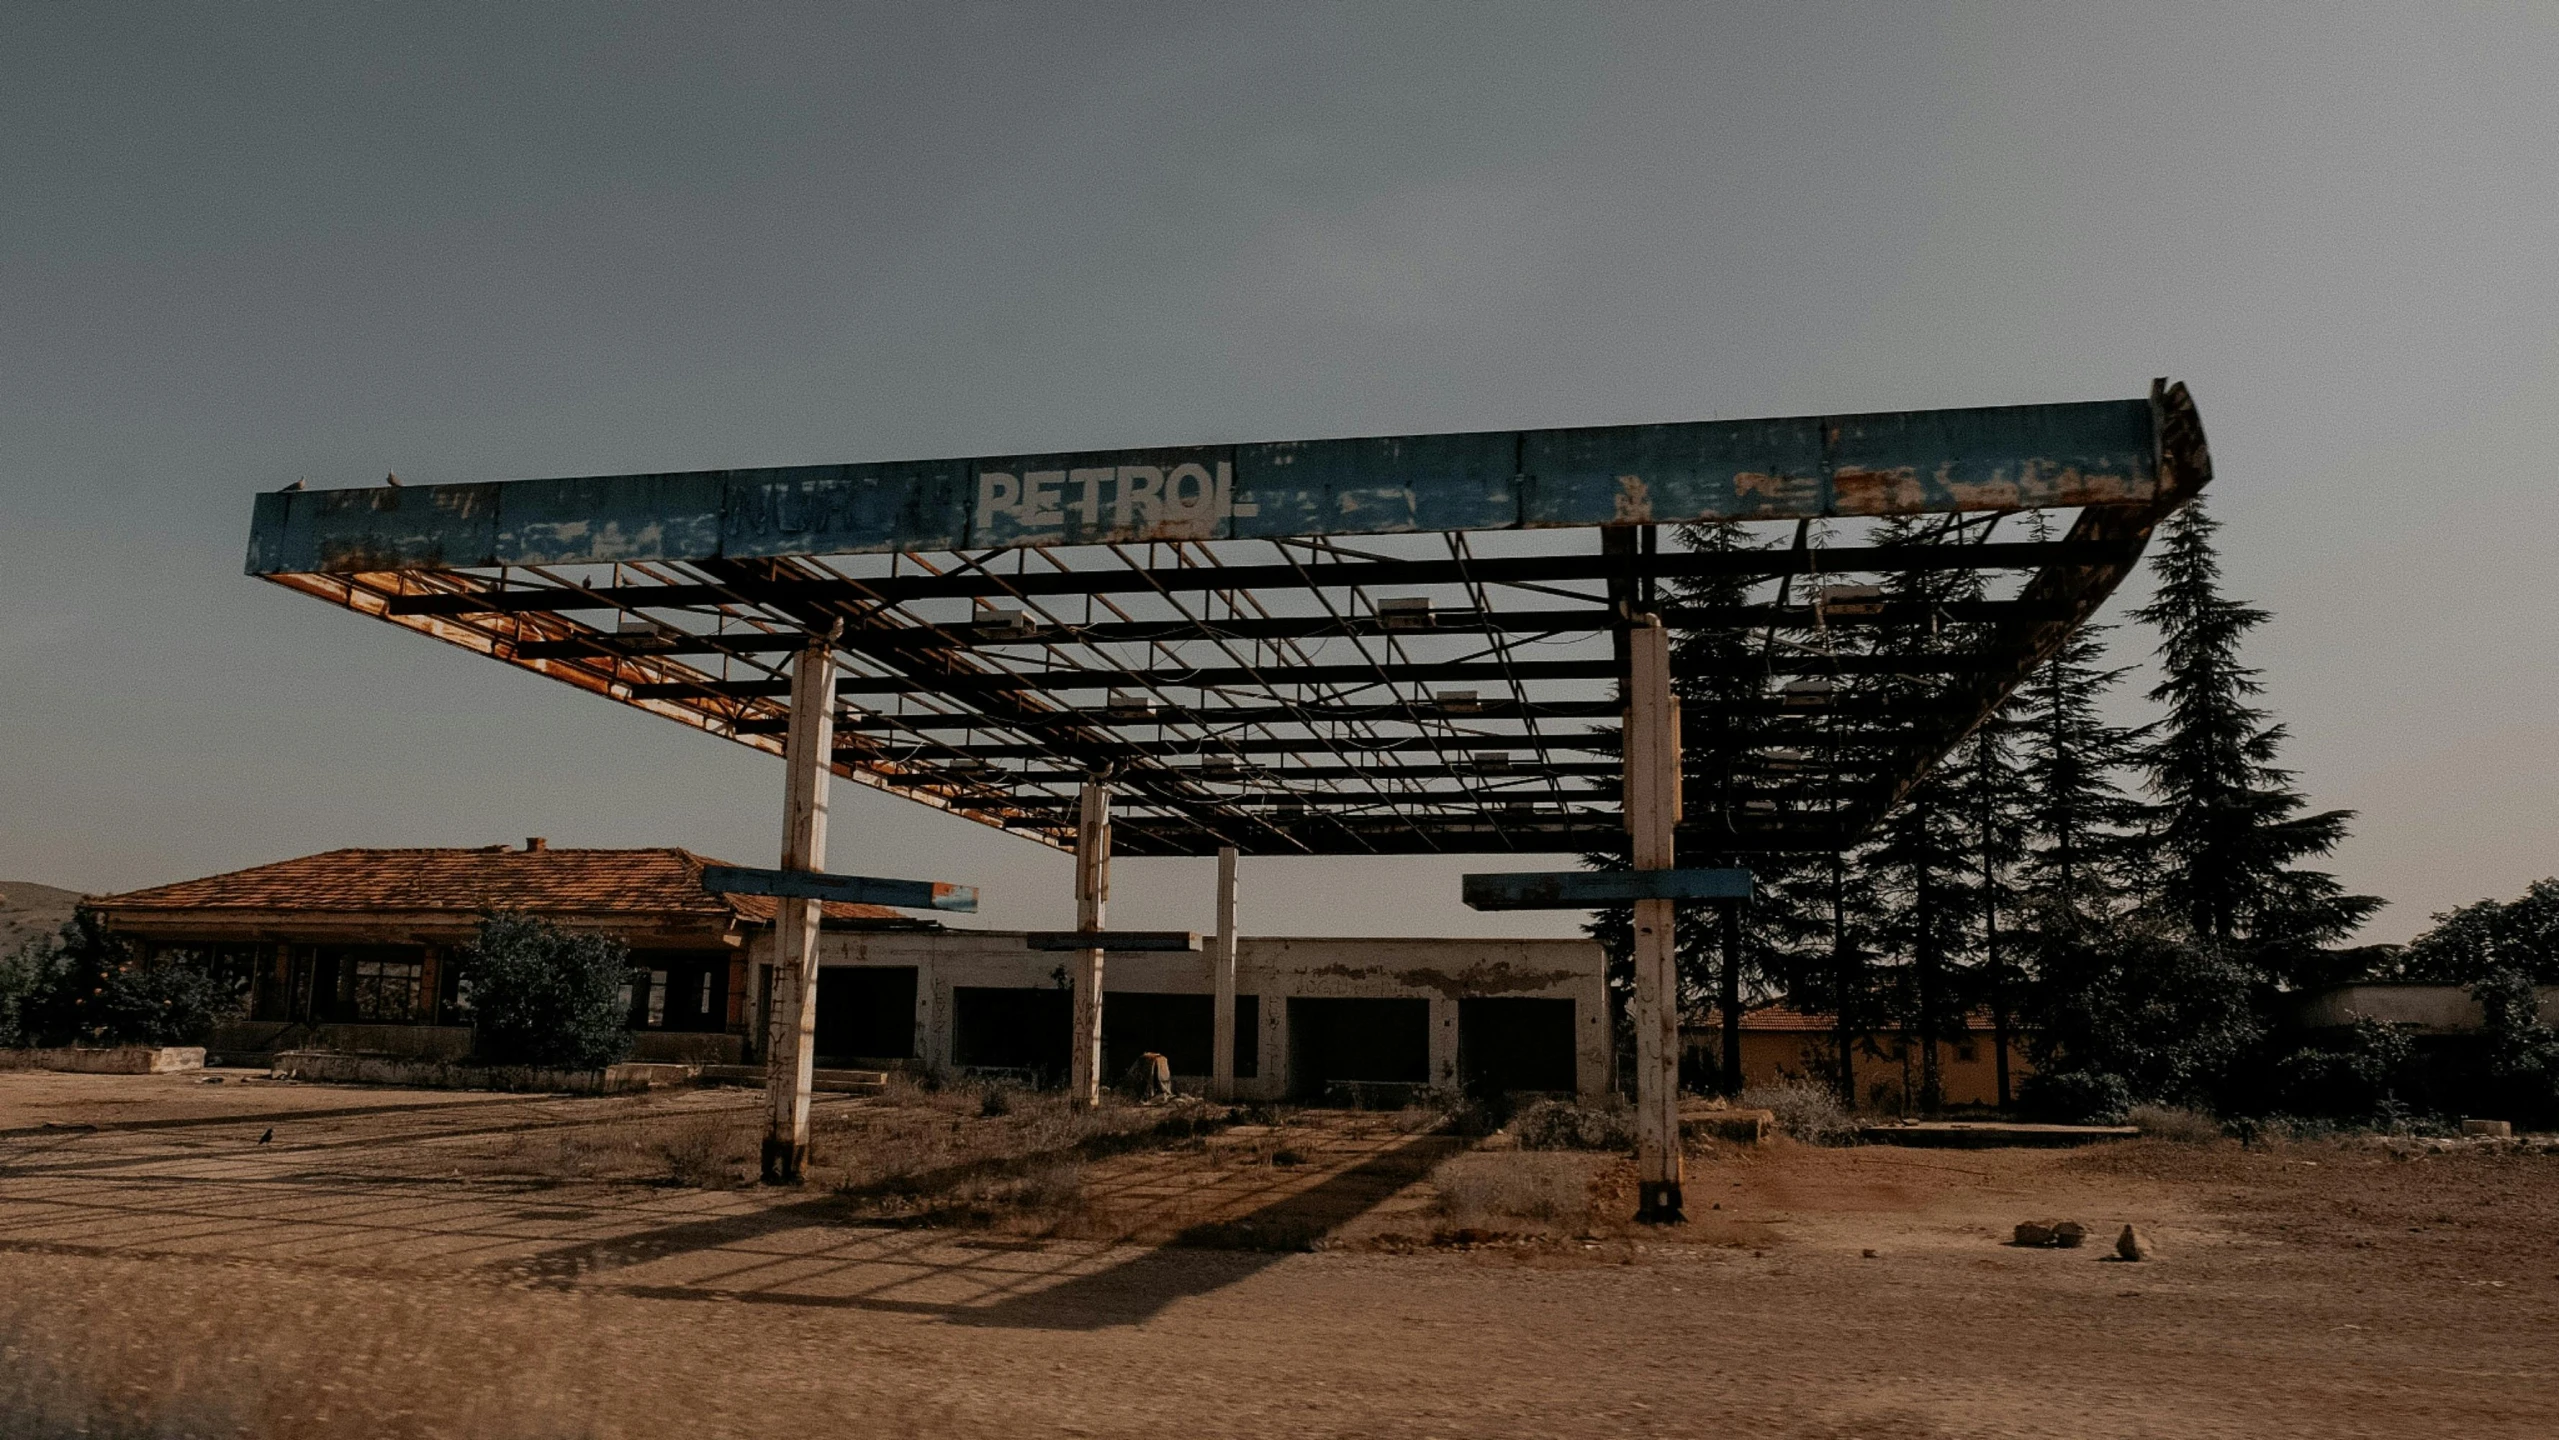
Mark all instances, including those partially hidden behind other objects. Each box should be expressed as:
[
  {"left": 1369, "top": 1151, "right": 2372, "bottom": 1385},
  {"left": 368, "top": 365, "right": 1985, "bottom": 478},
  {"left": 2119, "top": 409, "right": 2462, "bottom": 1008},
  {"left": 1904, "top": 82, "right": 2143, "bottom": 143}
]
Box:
[
  {"left": 1738, "top": 1079, "right": 1859, "bottom": 1145},
  {"left": 1512, "top": 1097, "right": 1635, "bottom": 1151},
  {"left": 2127, "top": 1104, "right": 2223, "bottom": 1145},
  {"left": 1431, "top": 1152, "right": 1594, "bottom": 1236}
]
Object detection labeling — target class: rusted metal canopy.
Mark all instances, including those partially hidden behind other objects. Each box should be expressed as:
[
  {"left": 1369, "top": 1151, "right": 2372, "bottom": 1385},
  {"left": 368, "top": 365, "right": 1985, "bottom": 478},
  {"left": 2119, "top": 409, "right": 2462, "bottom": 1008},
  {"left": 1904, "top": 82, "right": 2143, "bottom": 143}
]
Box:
[{"left": 244, "top": 382, "right": 2208, "bottom": 859}]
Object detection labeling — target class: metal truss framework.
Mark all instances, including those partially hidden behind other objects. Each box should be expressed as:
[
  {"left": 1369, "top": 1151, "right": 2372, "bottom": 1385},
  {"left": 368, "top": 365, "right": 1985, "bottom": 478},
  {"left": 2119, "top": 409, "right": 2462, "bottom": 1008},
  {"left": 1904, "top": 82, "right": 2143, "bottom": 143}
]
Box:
[{"left": 247, "top": 385, "right": 2210, "bottom": 859}]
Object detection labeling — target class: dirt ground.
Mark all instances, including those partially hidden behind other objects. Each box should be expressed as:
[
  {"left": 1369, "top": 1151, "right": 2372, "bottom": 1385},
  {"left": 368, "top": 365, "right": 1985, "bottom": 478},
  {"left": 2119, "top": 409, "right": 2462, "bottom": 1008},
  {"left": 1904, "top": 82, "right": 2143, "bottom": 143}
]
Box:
[{"left": 2, "top": 1070, "right": 2553, "bottom": 1439}]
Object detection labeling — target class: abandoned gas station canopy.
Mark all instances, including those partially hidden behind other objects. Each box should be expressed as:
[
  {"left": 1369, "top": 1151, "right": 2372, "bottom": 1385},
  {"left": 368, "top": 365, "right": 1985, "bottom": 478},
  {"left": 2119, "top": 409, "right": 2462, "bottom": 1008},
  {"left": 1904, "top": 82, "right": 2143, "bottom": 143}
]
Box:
[{"left": 245, "top": 382, "right": 2208, "bottom": 859}]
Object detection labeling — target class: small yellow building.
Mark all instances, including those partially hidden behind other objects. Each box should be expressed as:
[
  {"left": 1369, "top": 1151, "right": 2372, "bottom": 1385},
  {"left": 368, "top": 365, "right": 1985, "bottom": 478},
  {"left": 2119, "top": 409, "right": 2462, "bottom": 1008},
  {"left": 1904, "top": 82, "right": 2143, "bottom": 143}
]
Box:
[{"left": 1684, "top": 1004, "right": 2034, "bottom": 1112}]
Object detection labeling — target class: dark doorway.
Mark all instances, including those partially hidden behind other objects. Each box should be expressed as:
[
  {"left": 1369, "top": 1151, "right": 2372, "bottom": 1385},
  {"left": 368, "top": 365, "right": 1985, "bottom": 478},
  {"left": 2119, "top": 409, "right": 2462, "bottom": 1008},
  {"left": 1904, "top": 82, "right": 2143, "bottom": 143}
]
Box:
[
  {"left": 814, "top": 966, "right": 918, "bottom": 1062},
  {"left": 953, "top": 985, "right": 1071, "bottom": 1082},
  {"left": 1459, "top": 997, "right": 1578, "bottom": 1096},
  {"left": 1102, "top": 992, "right": 1212, "bottom": 1081},
  {"left": 1287, "top": 997, "right": 1429, "bottom": 1099}
]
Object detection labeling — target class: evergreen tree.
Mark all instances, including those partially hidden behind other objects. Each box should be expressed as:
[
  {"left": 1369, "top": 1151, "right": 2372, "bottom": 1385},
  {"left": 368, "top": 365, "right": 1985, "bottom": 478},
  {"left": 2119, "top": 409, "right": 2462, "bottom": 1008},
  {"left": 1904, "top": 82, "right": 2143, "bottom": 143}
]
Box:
[
  {"left": 1857, "top": 514, "right": 1988, "bottom": 1110},
  {"left": 1662, "top": 518, "right": 1824, "bottom": 1090},
  {"left": 2131, "top": 501, "right": 2381, "bottom": 976},
  {"left": 1961, "top": 711, "right": 2035, "bottom": 1106},
  {"left": 2014, "top": 515, "right": 2152, "bottom": 915}
]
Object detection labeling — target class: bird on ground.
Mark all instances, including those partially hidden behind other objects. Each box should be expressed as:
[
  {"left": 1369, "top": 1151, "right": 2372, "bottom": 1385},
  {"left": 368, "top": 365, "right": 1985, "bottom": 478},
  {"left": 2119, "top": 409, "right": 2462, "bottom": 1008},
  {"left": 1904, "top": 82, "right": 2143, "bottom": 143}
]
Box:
[
  {"left": 281, "top": 479, "right": 304, "bottom": 491},
  {"left": 385, "top": 471, "right": 402, "bottom": 487},
  {"left": 258, "top": 1128, "right": 273, "bottom": 1144}
]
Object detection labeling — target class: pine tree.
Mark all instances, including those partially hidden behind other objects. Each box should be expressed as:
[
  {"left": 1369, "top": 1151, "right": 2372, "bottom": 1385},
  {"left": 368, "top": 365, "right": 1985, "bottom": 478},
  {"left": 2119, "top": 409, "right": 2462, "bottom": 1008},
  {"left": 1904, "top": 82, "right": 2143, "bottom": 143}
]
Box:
[
  {"left": 1662, "top": 519, "right": 1826, "bottom": 1091},
  {"left": 1857, "top": 514, "right": 1989, "bottom": 1110},
  {"left": 2018, "top": 621, "right": 2149, "bottom": 910},
  {"left": 2131, "top": 501, "right": 2381, "bottom": 977},
  {"left": 1961, "top": 710, "right": 2034, "bottom": 1106}
]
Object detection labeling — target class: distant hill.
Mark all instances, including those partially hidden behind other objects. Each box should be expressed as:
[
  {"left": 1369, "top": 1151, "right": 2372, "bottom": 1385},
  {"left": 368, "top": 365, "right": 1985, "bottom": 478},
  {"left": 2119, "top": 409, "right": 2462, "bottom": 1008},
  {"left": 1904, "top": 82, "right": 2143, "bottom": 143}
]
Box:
[{"left": 0, "top": 881, "right": 83, "bottom": 955}]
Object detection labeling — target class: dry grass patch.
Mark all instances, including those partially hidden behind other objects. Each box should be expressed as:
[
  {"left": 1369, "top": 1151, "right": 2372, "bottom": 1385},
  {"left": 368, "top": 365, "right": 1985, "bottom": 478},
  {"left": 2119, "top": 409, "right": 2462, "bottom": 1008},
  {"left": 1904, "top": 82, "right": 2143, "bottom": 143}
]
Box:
[{"left": 1428, "top": 1150, "right": 1600, "bottom": 1240}]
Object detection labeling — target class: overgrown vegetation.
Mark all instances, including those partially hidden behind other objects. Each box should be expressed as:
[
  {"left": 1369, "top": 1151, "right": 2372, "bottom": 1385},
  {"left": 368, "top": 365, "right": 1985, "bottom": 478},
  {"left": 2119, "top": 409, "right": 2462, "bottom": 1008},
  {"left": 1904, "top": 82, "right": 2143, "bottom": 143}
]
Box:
[
  {"left": 1737, "top": 1078, "right": 1858, "bottom": 1145},
  {"left": 456, "top": 912, "right": 632, "bottom": 1069},
  {"left": 1430, "top": 1152, "right": 1594, "bottom": 1237},
  {"left": 1511, "top": 1097, "right": 1636, "bottom": 1151},
  {"left": 0, "top": 911, "right": 237, "bottom": 1049},
  {"left": 1574, "top": 499, "right": 2495, "bottom": 1128}
]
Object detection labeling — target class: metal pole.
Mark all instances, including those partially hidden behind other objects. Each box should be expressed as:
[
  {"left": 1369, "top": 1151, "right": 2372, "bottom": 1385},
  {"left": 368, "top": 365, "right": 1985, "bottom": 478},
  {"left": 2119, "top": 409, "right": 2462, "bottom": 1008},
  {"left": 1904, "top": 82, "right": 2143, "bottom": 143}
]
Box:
[
  {"left": 1210, "top": 845, "right": 1239, "bottom": 1101},
  {"left": 1069, "top": 779, "right": 1111, "bottom": 1108},
  {"left": 762, "top": 635, "right": 836, "bottom": 1183},
  {"left": 1625, "top": 619, "right": 1683, "bottom": 1223}
]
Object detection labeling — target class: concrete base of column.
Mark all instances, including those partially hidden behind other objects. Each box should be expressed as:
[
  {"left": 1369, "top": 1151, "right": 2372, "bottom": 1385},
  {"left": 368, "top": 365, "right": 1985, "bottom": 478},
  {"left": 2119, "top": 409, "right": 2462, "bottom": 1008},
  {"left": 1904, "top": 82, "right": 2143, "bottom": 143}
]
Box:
[{"left": 1636, "top": 1180, "right": 1684, "bottom": 1225}]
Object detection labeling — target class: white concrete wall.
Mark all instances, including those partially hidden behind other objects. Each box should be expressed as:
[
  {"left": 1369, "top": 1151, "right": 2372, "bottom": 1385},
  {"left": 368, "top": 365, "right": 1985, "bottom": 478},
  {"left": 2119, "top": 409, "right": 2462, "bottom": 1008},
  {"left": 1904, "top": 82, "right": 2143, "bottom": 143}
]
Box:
[
  {"left": 2292, "top": 983, "right": 2559, "bottom": 1034},
  {"left": 751, "top": 928, "right": 1609, "bottom": 1102}
]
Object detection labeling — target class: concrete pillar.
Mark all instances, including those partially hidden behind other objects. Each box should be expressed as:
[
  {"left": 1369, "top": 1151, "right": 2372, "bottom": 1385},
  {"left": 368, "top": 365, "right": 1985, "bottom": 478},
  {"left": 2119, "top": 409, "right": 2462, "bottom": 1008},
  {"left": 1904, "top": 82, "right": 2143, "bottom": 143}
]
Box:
[
  {"left": 762, "top": 636, "right": 836, "bottom": 1183},
  {"left": 1428, "top": 996, "right": 1460, "bottom": 1092},
  {"left": 1625, "top": 619, "right": 1684, "bottom": 1223},
  {"left": 1209, "top": 845, "right": 1240, "bottom": 1101},
  {"left": 1068, "top": 779, "right": 1111, "bottom": 1108},
  {"left": 1263, "top": 979, "right": 1289, "bottom": 1103}
]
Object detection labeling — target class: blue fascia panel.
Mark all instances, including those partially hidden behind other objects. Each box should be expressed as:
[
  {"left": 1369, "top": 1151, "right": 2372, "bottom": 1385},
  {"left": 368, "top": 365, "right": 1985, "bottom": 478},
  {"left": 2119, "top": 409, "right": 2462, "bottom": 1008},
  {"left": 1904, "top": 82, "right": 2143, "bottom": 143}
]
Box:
[
  {"left": 1461, "top": 867, "right": 1759, "bottom": 910},
  {"left": 699, "top": 864, "right": 979, "bottom": 914},
  {"left": 246, "top": 395, "right": 2164, "bottom": 575}
]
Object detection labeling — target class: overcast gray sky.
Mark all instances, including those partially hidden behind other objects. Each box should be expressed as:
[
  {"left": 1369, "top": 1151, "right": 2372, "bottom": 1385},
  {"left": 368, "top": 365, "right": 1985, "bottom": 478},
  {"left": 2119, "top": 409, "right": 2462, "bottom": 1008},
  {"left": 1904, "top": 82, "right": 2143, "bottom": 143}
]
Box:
[{"left": 4, "top": 2, "right": 2553, "bottom": 942}]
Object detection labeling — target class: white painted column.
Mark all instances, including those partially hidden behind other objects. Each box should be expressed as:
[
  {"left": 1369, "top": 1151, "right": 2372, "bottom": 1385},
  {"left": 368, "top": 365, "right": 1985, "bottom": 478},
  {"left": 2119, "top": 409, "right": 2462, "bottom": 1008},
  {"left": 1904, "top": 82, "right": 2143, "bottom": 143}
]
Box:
[
  {"left": 762, "top": 636, "right": 836, "bottom": 1183},
  {"left": 1068, "top": 779, "right": 1111, "bottom": 1108},
  {"left": 1209, "top": 845, "right": 1239, "bottom": 1101},
  {"left": 1625, "top": 619, "right": 1685, "bottom": 1223}
]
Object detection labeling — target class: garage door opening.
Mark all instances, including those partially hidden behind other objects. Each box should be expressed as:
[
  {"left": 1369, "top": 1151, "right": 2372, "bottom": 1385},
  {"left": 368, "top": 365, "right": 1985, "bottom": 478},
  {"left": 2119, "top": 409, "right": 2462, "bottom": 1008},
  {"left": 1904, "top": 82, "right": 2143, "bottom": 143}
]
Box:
[
  {"left": 813, "top": 967, "right": 917, "bottom": 1064},
  {"left": 952, "top": 986, "right": 1070, "bottom": 1083},
  {"left": 1287, "top": 997, "right": 1429, "bottom": 1101},
  {"left": 1458, "top": 997, "right": 1577, "bottom": 1097},
  {"left": 1101, "top": 992, "right": 1212, "bottom": 1082}
]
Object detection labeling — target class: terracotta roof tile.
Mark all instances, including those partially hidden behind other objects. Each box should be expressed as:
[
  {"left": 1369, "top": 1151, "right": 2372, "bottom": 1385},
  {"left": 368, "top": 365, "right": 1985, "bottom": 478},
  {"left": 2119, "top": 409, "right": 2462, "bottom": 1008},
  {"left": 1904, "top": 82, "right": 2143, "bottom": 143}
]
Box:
[
  {"left": 91, "top": 848, "right": 905, "bottom": 925},
  {"left": 1692, "top": 1003, "right": 2011, "bottom": 1033}
]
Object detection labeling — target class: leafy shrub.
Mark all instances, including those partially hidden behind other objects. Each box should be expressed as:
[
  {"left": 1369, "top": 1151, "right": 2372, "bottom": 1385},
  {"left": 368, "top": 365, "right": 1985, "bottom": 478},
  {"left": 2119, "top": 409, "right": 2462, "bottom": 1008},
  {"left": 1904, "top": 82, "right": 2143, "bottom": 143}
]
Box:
[
  {"left": 456, "top": 913, "right": 632, "bottom": 1069},
  {"left": 0, "top": 914, "right": 233, "bottom": 1047},
  {"left": 2027, "top": 917, "right": 2260, "bottom": 1114},
  {"left": 2391, "top": 880, "right": 2559, "bottom": 984},
  {"left": 1737, "top": 1078, "right": 1858, "bottom": 1145},
  {"left": 2020, "top": 1068, "right": 2134, "bottom": 1124},
  {"left": 0, "top": 941, "right": 66, "bottom": 1048},
  {"left": 1512, "top": 1097, "right": 1636, "bottom": 1151},
  {"left": 2472, "top": 968, "right": 2559, "bottom": 1127},
  {"left": 2264, "top": 1018, "right": 2417, "bottom": 1121}
]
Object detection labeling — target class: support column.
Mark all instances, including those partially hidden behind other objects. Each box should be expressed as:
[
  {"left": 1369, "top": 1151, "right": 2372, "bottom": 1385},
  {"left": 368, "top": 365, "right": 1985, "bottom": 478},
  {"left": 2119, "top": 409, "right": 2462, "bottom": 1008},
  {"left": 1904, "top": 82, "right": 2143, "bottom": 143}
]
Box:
[
  {"left": 1209, "top": 845, "right": 1239, "bottom": 1101},
  {"left": 1068, "top": 779, "right": 1111, "bottom": 1108},
  {"left": 762, "top": 636, "right": 836, "bottom": 1183},
  {"left": 1625, "top": 619, "right": 1684, "bottom": 1223}
]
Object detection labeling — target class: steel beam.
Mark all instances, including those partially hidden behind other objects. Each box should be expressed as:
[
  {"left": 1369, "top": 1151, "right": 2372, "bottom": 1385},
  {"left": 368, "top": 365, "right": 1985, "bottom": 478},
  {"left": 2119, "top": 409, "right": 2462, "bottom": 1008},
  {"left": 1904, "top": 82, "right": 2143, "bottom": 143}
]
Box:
[{"left": 384, "top": 538, "right": 2135, "bottom": 617}]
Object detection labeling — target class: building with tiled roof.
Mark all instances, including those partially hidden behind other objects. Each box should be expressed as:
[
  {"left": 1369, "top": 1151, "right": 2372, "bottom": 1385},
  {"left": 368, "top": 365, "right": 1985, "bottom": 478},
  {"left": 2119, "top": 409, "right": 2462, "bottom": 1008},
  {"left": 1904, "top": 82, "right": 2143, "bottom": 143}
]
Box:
[
  {"left": 87, "top": 840, "right": 926, "bottom": 1064},
  {"left": 1683, "top": 1002, "right": 2034, "bottom": 1111}
]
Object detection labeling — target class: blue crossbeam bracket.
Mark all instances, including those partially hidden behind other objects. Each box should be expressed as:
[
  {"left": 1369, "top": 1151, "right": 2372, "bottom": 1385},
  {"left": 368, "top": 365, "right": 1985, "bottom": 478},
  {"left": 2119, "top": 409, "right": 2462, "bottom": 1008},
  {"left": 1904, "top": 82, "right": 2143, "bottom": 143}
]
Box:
[
  {"left": 700, "top": 864, "right": 979, "bottom": 913},
  {"left": 1461, "top": 868, "right": 1756, "bottom": 911},
  {"left": 1023, "top": 931, "right": 1202, "bottom": 952}
]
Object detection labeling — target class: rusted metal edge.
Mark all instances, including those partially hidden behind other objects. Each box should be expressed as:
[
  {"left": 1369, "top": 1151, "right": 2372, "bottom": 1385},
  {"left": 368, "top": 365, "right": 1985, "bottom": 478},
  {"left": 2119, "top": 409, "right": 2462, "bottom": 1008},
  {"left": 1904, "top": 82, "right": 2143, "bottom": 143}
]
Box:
[
  {"left": 255, "top": 570, "right": 1080, "bottom": 850},
  {"left": 245, "top": 395, "right": 2165, "bottom": 575},
  {"left": 1860, "top": 378, "right": 2214, "bottom": 816}
]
